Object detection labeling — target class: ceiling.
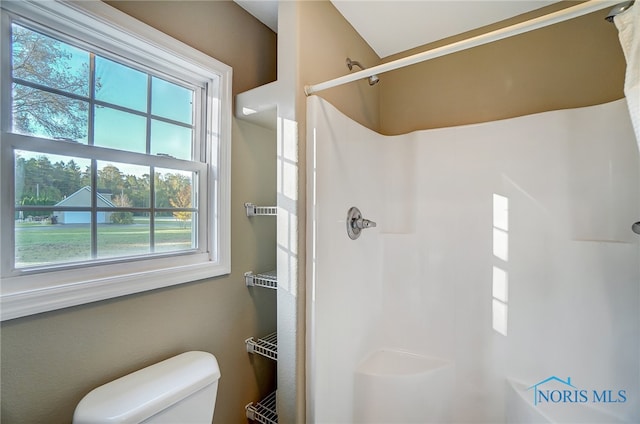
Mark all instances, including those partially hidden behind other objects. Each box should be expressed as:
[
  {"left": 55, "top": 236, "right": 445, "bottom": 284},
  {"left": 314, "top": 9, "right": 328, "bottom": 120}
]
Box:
[{"left": 234, "top": 0, "right": 561, "bottom": 58}]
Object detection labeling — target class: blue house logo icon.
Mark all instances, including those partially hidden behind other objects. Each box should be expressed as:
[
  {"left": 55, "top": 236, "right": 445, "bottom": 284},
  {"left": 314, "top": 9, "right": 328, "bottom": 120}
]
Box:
[{"left": 527, "top": 376, "right": 577, "bottom": 406}]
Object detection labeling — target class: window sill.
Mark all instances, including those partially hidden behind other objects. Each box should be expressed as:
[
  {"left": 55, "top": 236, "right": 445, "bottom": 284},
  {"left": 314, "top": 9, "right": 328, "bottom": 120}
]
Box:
[{"left": 1, "top": 260, "right": 229, "bottom": 321}]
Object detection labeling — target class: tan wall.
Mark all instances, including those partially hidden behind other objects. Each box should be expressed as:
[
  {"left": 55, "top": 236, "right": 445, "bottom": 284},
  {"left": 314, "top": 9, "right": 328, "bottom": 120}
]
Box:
[
  {"left": 379, "top": 3, "right": 626, "bottom": 134},
  {"left": 298, "top": 1, "right": 380, "bottom": 131},
  {"left": 105, "top": 0, "right": 277, "bottom": 95},
  {"left": 0, "top": 2, "right": 278, "bottom": 424}
]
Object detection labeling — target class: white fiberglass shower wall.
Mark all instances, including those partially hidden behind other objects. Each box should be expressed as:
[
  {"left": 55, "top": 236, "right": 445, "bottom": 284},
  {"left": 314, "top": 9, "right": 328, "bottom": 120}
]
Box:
[{"left": 306, "top": 96, "right": 640, "bottom": 423}]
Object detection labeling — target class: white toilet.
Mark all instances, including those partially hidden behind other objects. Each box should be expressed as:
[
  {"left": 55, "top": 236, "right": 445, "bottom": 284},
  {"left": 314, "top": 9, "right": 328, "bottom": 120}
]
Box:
[{"left": 73, "top": 351, "right": 221, "bottom": 423}]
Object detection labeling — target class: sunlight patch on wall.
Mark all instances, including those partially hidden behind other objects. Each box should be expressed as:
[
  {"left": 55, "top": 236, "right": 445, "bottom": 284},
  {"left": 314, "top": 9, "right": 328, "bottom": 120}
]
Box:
[{"left": 492, "top": 194, "right": 509, "bottom": 336}]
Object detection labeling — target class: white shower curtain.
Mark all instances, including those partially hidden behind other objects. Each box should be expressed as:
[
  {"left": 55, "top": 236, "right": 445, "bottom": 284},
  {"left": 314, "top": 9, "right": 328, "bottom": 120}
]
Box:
[{"left": 615, "top": 3, "right": 640, "bottom": 149}]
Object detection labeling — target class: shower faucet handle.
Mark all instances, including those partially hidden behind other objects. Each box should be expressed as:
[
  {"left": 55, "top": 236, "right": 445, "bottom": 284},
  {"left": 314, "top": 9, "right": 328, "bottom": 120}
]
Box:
[
  {"left": 346, "top": 207, "right": 376, "bottom": 240},
  {"left": 353, "top": 218, "right": 377, "bottom": 229}
]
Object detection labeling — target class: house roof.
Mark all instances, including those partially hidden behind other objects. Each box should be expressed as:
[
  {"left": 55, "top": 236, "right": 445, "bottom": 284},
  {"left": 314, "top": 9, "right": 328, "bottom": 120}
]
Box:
[{"left": 54, "top": 186, "right": 117, "bottom": 208}]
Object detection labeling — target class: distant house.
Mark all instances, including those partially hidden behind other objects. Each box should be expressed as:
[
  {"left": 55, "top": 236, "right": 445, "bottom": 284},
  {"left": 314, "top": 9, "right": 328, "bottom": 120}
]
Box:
[{"left": 54, "top": 186, "right": 116, "bottom": 224}]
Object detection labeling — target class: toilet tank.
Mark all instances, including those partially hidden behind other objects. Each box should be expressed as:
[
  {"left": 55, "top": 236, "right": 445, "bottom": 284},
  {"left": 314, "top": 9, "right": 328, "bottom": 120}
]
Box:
[{"left": 73, "top": 351, "right": 221, "bottom": 424}]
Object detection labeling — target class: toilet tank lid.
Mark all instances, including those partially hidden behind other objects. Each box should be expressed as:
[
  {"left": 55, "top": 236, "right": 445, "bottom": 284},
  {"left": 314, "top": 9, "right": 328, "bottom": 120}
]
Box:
[{"left": 73, "top": 351, "right": 221, "bottom": 424}]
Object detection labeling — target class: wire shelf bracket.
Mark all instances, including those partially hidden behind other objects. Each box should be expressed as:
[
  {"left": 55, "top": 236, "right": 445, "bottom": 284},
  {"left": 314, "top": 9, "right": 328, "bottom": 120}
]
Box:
[
  {"left": 245, "top": 270, "right": 277, "bottom": 289},
  {"left": 245, "top": 332, "right": 277, "bottom": 361},
  {"left": 245, "top": 202, "right": 277, "bottom": 216},
  {"left": 246, "top": 391, "right": 278, "bottom": 424}
]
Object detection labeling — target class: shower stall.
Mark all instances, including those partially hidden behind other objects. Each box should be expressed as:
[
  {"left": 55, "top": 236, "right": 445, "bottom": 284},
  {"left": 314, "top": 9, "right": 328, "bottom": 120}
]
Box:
[
  {"left": 304, "top": 1, "right": 639, "bottom": 422},
  {"left": 306, "top": 95, "right": 639, "bottom": 423}
]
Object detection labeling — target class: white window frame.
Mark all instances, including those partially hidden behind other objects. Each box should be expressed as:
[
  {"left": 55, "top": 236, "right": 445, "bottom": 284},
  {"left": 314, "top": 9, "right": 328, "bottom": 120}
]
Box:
[{"left": 0, "top": 0, "right": 232, "bottom": 321}]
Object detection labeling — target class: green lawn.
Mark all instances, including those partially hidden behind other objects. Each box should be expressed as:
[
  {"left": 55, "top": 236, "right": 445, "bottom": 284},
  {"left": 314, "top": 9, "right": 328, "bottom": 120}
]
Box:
[{"left": 15, "top": 218, "right": 193, "bottom": 267}]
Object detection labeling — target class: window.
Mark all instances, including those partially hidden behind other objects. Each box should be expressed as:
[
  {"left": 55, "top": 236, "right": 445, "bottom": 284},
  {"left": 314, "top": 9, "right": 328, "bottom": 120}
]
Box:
[{"left": 0, "top": 1, "right": 232, "bottom": 320}]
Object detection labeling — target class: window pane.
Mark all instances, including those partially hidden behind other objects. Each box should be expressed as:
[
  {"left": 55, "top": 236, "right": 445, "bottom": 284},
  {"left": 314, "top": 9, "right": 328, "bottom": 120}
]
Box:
[
  {"left": 16, "top": 218, "right": 91, "bottom": 268},
  {"left": 97, "top": 161, "right": 150, "bottom": 209},
  {"left": 15, "top": 150, "right": 92, "bottom": 208},
  {"left": 154, "top": 212, "right": 196, "bottom": 253},
  {"left": 95, "top": 56, "right": 147, "bottom": 112},
  {"left": 151, "top": 76, "right": 192, "bottom": 124},
  {"left": 12, "top": 23, "right": 90, "bottom": 96},
  {"left": 150, "top": 120, "right": 192, "bottom": 160},
  {"left": 12, "top": 84, "right": 88, "bottom": 142},
  {"left": 97, "top": 218, "right": 150, "bottom": 259},
  {"left": 94, "top": 106, "right": 147, "bottom": 154},
  {"left": 96, "top": 161, "right": 151, "bottom": 261},
  {"left": 154, "top": 168, "right": 195, "bottom": 209}
]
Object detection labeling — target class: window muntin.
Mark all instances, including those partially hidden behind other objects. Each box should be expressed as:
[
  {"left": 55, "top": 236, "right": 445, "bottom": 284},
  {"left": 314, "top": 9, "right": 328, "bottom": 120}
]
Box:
[{"left": 1, "top": 0, "right": 231, "bottom": 321}]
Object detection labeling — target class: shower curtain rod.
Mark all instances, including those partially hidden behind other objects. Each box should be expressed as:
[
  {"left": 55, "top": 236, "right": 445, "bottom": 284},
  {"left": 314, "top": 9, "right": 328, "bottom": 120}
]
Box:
[{"left": 304, "top": 0, "right": 621, "bottom": 96}]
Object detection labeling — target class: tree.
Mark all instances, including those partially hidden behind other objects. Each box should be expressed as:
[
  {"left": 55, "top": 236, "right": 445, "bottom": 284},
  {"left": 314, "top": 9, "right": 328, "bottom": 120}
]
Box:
[
  {"left": 51, "top": 159, "right": 82, "bottom": 198},
  {"left": 169, "top": 185, "right": 192, "bottom": 227},
  {"left": 98, "top": 165, "right": 125, "bottom": 195},
  {"left": 11, "top": 24, "right": 91, "bottom": 141},
  {"left": 62, "top": 160, "right": 83, "bottom": 195},
  {"left": 110, "top": 194, "right": 134, "bottom": 224},
  {"left": 15, "top": 155, "right": 63, "bottom": 203},
  {"left": 125, "top": 174, "right": 150, "bottom": 209},
  {"left": 155, "top": 172, "right": 191, "bottom": 214}
]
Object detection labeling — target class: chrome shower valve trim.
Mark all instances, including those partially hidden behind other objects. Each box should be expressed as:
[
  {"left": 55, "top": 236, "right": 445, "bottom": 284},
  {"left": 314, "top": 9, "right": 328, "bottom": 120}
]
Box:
[{"left": 347, "top": 206, "right": 377, "bottom": 240}]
